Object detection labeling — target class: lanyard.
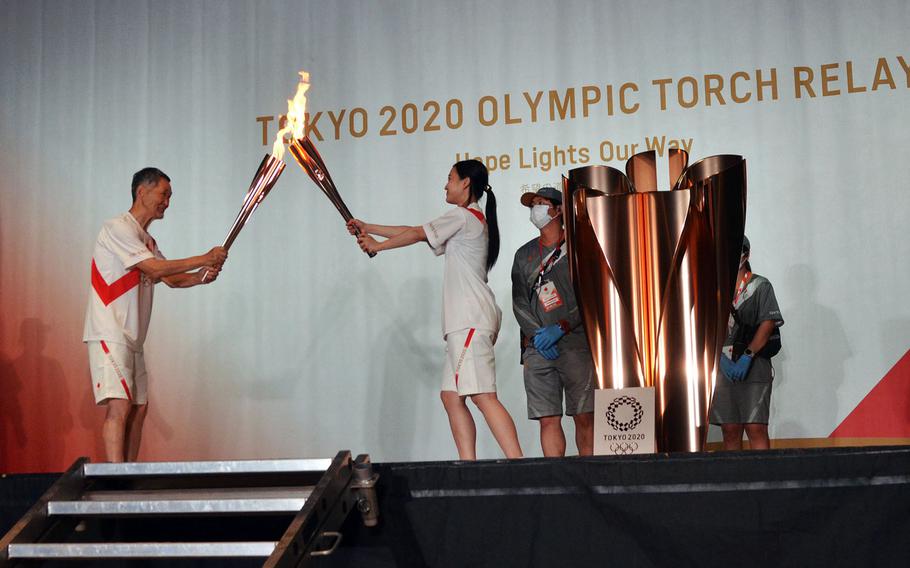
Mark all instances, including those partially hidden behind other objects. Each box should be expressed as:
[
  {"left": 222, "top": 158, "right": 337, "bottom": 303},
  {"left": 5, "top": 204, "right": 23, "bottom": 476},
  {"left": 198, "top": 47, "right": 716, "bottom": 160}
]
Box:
[
  {"left": 733, "top": 271, "right": 752, "bottom": 306},
  {"left": 534, "top": 237, "right": 566, "bottom": 290}
]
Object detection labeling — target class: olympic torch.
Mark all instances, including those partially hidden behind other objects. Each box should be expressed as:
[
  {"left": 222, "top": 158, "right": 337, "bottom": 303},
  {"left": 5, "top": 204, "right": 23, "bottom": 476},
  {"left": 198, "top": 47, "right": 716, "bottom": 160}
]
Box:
[
  {"left": 269, "top": 70, "right": 372, "bottom": 257},
  {"left": 222, "top": 155, "right": 286, "bottom": 250},
  {"left": 288, "top": 136, "right": 375, "bottom": 257},
  {"left": 203, "top": 154, "right": 286, "bottom": 281}
]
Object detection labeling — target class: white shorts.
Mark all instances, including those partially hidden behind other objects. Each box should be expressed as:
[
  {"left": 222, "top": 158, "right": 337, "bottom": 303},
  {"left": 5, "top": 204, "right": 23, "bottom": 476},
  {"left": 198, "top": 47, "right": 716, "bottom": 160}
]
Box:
[
  {"left": 87, "top": 340, "right": 148, "bottom": 405},
  {"left": 442, "top": 328, "right": 497, "bottom": 395}
]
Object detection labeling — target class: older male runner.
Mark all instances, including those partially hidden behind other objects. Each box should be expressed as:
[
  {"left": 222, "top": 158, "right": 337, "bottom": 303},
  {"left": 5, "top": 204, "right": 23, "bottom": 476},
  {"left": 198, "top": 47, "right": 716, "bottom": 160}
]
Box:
[{"left": 83, "top": 167, "right": 227, "bottom": 462}]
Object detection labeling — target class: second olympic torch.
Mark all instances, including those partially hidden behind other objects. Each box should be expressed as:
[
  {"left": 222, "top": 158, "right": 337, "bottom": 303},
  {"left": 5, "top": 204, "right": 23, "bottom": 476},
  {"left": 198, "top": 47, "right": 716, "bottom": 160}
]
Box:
[
  {"left": 288, "top": 136, "right": 375, "bottom": 258},
  {"left": 273, "top": 70, "right": 373, "bottom": 257}
]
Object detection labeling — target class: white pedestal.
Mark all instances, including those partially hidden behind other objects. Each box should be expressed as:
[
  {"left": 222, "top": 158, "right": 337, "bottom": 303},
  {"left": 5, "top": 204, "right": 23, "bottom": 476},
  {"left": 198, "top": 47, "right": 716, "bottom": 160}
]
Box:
[{"left": 593, "top": 387, "right": 656, "bottom": 455}]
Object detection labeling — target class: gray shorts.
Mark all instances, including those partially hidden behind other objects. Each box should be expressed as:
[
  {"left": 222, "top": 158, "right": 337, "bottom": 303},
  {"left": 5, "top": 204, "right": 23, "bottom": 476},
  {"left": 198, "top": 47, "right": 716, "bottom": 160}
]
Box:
[
  {"left": 523, "top": 348, "right": 595, "bottom": 419},
  {"left": 710, "top": 360, "right": 773, "bottom": 424}
]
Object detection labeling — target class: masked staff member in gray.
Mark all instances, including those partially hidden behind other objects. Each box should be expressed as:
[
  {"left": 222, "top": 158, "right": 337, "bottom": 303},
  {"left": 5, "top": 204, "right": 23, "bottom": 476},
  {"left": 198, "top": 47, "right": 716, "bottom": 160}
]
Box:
[
  {"left": 511, "top": 187, "right": 595, "bottom": 456},
  {"left": 710, "top": 236, "right": 784, "bottom": 450}
]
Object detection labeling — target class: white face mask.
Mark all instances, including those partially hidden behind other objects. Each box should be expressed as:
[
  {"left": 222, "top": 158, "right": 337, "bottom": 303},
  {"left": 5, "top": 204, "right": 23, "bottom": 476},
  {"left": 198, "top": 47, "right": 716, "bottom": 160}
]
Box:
[{"left": 530, "top": 204, "right": 555, "bottom": 229}]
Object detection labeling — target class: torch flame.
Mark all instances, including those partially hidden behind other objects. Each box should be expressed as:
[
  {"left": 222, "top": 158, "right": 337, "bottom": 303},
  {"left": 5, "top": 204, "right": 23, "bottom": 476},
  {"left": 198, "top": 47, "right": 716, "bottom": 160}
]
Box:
[{"left": 271, "top": 70, "right": 310, "bottom": 161}]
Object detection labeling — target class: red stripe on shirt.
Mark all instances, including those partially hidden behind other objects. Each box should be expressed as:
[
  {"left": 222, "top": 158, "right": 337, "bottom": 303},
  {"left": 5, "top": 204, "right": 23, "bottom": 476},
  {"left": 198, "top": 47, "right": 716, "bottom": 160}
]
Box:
[
  {"left": 464, "top": 208, "right": 485, "bottom": 223},
  {"left": 91, "top": 259, "right": 141, "bottom": 306}
]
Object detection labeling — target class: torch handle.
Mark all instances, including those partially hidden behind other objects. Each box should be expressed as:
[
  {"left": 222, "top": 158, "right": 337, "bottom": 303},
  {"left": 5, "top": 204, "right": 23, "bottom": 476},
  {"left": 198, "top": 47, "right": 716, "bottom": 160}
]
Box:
[
  {"left": 201, "top": 233, "right": 234, "bottom": 282},
  {"left": 332, "top": 204, "right": 376, "bottom": 257},
  {"left": 318, "top": 179, "right": 375, "bottom": 258},
  {"left": 221, "top": 225, "right": 242, "bottom": 251},
  {"left": 351, "top": 225, "right": 377, "bottom": 258}
]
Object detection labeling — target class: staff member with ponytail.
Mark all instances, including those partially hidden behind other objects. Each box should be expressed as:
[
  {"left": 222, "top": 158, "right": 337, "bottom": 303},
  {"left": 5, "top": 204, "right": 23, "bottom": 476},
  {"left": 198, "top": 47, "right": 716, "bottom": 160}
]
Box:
[{"left": 347, "top": 160, "right": 523, "bottom": 460}]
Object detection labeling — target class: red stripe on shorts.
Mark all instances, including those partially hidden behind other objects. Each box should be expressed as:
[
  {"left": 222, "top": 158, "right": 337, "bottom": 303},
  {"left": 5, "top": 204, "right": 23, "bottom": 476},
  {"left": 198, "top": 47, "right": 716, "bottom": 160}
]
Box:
[
  {"left": 101, "top": 340, "right": 133, "bottom": 401},
  {"left": 120, "top": 379, "right": 133, "bottom": 401},
  {"left": 454, "top": 328, "right": 476, "bottom": 386},
  {"left": 463, "top": 328, "right": 476, "bottom": 349}
]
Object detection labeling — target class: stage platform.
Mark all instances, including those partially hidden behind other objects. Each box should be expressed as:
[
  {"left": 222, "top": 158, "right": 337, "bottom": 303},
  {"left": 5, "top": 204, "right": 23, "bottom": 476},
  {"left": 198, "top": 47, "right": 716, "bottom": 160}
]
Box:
[{"left": 3, "top": 445, "right": 910, "bottom": 567}]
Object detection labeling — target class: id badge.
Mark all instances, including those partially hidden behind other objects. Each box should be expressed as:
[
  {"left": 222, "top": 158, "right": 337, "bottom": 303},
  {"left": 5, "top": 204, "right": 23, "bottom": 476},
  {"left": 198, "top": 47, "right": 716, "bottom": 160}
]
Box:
[
  {"left": 722, "top": 345, "right": 733, "bottom": 358},
  {"left": 537, "top": 280, "right": 563, "bottom": 312}
]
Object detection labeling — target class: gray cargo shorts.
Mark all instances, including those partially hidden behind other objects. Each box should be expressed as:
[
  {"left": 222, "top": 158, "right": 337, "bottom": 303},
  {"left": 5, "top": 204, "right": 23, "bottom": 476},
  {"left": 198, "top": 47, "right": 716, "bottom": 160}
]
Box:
[
  {"left": 522, "top": 348, "right": 596, "bottom": 419},
  {"left": 710, "top": 358, "right": 774, "bottom": 424}
]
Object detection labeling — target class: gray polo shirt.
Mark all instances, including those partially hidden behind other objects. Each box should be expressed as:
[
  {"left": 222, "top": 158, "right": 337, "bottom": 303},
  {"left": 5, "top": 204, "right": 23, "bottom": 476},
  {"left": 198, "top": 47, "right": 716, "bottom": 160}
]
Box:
[
  {"left": 511, "top": 237, "right": 590, "bottom": 355},
  {"left": 726, "top": 273, "right": 784, "bottom": 383}
]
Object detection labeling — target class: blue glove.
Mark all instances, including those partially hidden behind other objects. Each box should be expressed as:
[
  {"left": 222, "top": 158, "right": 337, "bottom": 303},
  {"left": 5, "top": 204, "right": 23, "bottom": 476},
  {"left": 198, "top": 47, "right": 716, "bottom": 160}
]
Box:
[
  {"left": 538, "top": 344, "right": 560, "bottom": 360},
  {"left": 533, "top": 325, "right": 565, "bottom": 351},
  {"left": 720, "top": 354, "right": 752, "bottom": 382}
]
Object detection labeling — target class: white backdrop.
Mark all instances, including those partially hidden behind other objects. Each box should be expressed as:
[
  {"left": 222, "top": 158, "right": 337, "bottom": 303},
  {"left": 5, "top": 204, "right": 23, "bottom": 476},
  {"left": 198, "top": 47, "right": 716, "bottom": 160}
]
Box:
[{"left": 1, "top": 0, "right": 908, "bottom": 471}]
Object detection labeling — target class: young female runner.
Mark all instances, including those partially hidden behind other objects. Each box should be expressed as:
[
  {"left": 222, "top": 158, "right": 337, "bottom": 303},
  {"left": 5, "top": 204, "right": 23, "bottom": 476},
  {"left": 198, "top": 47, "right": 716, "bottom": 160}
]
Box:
[{"left": 347, "top": 160, "right": 523, "bottom": 460}]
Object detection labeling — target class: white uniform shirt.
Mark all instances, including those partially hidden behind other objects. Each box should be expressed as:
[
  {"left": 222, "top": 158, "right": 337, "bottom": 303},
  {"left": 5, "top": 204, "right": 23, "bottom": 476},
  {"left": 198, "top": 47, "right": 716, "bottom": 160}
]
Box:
[
  {"left": 83, "top": 212, "right": 165, "bottom": 351},
  {"left": 423, "top": 203, "right": 502, "bottom": 338}
]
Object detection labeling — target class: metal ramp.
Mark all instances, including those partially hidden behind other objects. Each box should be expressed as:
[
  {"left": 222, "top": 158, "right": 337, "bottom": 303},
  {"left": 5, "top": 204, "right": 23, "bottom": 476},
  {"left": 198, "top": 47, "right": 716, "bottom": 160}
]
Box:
[{"left": 0, "top": 451, "right": 379, "bottom": 566}]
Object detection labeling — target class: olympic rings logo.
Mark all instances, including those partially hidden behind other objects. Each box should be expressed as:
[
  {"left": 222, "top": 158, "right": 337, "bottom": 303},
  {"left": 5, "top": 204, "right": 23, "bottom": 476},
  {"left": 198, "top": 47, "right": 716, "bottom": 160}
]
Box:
[{"left": 609, "top": 442, "right": 640, "bottom": 454}]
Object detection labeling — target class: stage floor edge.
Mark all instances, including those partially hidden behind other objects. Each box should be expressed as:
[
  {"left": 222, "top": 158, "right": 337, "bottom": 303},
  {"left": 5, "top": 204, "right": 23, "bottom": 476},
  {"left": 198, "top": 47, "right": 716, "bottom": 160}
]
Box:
[{"left": 4, "top": 446, "right": 910, "bottom": 567}]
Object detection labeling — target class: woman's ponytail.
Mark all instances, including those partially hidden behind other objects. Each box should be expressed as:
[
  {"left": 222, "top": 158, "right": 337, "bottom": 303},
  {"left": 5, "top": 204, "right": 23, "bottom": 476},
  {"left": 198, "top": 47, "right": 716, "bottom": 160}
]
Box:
[
  {"left": 483, "top": 185, "right": 500, "bottom": 271},
  {"left": 454, "top": 160, "right": 500, "bottom": 271}
]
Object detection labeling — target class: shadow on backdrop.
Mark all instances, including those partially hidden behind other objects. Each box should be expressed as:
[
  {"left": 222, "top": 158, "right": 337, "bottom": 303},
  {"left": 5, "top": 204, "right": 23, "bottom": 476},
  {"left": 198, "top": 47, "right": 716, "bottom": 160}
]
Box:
[
  {"left": 8, "top": 317, "right": 73, "bottom": 471},
  {"left": 771, "top": 263, "right": 849, "bottom": 439},
  {"left": 372, "top": 276, "right": 438, "bottom": 461},
  {"left": 0, "top": 315, "right": 26, "bottom": 472}
]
